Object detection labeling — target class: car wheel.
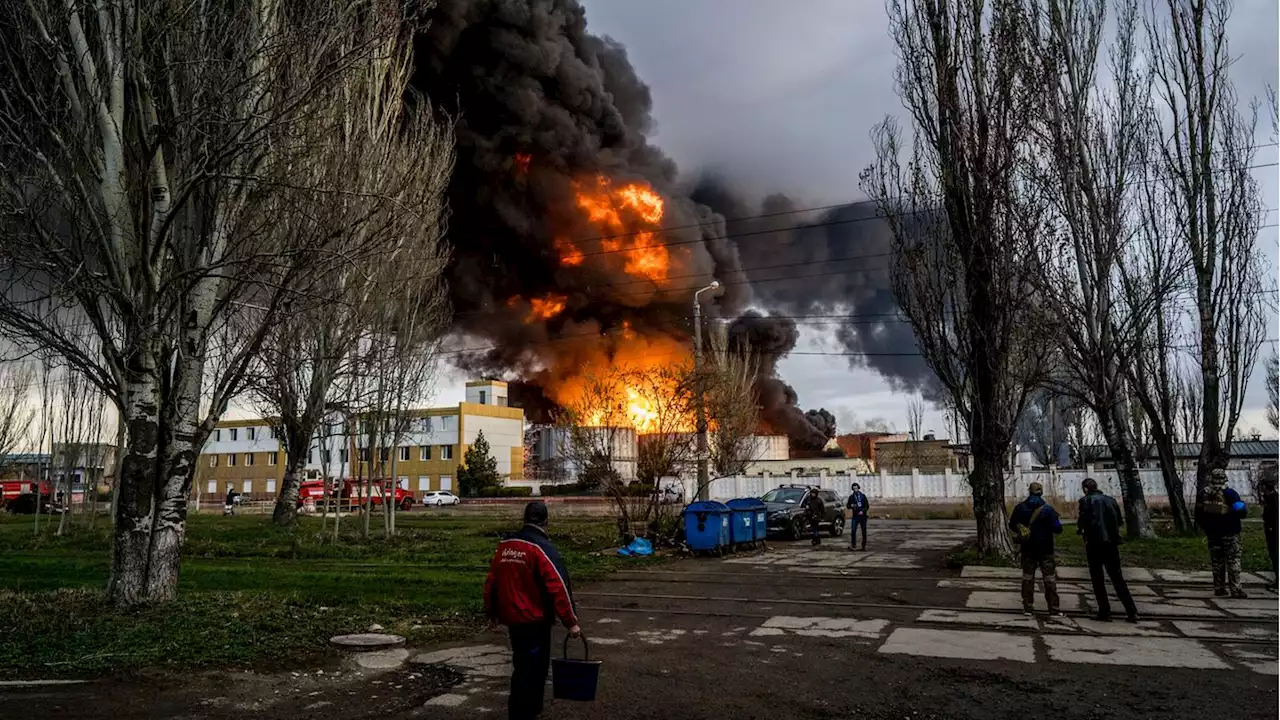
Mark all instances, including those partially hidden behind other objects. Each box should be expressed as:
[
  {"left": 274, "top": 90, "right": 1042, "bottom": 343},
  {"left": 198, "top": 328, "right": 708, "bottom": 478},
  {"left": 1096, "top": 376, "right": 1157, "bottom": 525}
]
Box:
[
  {"left": 829, "top": 515, "right": 845, "bottom": 537},
  {"left": 788, "top": 518, "right": 803, "bottom": 541},
  {"left": 400, "top": 499, "right": 413, "bottom": 512},
  {"left": 437, "top": 498, "right": 445, "bottom": 507}
]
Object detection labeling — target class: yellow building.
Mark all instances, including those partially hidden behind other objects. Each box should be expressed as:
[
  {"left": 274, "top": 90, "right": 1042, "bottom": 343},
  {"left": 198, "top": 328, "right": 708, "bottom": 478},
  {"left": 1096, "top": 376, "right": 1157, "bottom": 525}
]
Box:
[{"left": 194, "top": 381, "right": 524, "bottom": 500}]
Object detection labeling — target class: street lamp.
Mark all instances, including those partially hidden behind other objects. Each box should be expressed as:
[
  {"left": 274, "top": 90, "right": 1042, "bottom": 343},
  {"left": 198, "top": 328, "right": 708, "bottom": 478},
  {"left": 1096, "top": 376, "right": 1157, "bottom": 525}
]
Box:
[{"left": 693, "top": 280, "right": 720, "bottom": 501}]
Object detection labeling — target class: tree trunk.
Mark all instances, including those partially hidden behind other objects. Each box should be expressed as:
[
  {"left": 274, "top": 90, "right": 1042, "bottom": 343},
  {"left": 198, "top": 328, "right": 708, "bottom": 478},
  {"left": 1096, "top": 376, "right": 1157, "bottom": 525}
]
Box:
[
  {"left": 273, "top": 455, "right": 306, "bottom": 526},
  {"left": 1097, "top": 401, "right": 1155, "bottom": 540},
  {"left": 970, "top": 454, "right": 1014, "bottom": 558},
  {"left": 110, "top": 372, "right": 162, "bottom": 606},
  {"left": 1152, "top": 429, "right": 1191, "bottom": 533},
  {"left": 1195, "top": 287, "right": 1226, "bottom": 495}
]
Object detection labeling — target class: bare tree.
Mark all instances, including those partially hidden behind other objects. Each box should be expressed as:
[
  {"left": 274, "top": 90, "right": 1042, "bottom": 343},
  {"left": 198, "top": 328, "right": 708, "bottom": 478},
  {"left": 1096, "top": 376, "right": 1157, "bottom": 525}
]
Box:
[
  {"left": 558, "top": 369, "right": 637, "bottom": 538},
  {"left": 1267, "top": 350, "right": 1278, "bottom": 433},
  {"left": 704, "top": 323, "right": 765, "bottom": 482},
  {"left": 1022, "top": 0, "right": 1154, "bottom": 538},
  {"left": 906, "top": 395, "right": 925, "bottom": 440},
  {"left": 245, "top": 17, "right": 454, "bottom": 528},
  {"left": 0, "top": 0, "right": 418, "bottom": 604},
  {"left": 862, "top": 0, "right": 1048, "bottom": 556},
  {"left": 0, "top": 362, "right": 35, "bottom": 460},
  {"left": 1145, "top": 0, "right": 1270, "bottom": 494}
]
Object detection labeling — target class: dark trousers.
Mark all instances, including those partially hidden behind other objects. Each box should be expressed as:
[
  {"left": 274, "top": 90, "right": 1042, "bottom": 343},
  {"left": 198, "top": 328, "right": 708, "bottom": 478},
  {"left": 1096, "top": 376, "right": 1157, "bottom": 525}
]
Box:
[
  {"left": 509, "top": 623, "right": 552, "bottom": 720},
  {"left": 810, "top": 515, "right": 821, "bottom": 544},
  {"left": 1019, "top": 552, "right": 1060, "bottom": 612},
  {"left": 850, "top": 515, "right": 868, "bottom": 548},
  {"left": 1085, "top": 541, "right": 1137, "bottom": 618},
  {"left": 1266, "top": 523, "right": 1278, "bottom": 584}
]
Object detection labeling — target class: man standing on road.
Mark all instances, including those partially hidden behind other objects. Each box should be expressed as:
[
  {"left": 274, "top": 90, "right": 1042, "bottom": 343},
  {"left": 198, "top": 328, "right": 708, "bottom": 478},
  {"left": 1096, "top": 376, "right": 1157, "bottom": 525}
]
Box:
[
  {"left": 1261, "top": 474, "right": 1278, "bottom": 590},
  {"left": 1077, "top": 478, "right": 1139, "bottom": 622},
  {"left": 224, "top": 483, "right": 239, "bottom": 516},
  {"left": 1008, "top": 482, "right": 1062, "bottom": 616},
  {"left": 846, "top": 483, "right": 870, "bottom": 551},
  {"left": 804, "top": 487, "right": 825, "bottom": 546},
  {"left": 1196, "top": 468, "right": 1250, "bottom": 599},
  {"left": 484, "top": 501, "right": 581, "bottom": 720}
]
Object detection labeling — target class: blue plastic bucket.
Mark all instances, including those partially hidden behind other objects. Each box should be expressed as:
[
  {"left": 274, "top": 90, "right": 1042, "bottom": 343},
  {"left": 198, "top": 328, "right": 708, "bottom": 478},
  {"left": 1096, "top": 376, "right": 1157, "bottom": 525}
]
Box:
[{"left": 551, "top": 634, "right": 601, "bottom": 701}]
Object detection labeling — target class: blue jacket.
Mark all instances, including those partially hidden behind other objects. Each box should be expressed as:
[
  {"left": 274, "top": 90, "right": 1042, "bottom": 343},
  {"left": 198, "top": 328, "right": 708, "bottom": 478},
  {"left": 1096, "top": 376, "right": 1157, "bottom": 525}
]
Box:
[
  {"left": 1196, "top": 487, "right": 1247, "bottom": 539},
  {"left": 1008, "top": 496, "right": 1062, "bottom": 556}
]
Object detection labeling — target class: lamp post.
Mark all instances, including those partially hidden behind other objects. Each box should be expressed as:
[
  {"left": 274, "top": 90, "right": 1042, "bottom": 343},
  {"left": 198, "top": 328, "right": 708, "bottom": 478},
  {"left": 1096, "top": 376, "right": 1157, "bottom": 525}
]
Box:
[{"left": 693, "top": 280, "right": 720, "bottom": 501}]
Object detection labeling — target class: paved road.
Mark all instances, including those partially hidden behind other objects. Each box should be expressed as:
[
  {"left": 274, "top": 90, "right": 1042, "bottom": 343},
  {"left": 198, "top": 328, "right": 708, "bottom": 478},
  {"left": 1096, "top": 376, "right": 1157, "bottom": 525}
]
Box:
[
  {"left": 408, "top": 520, "right": 1278, "bottom": 720},
  {"left": 4, "top": 520, "right": 1275, "bottom": 719}
]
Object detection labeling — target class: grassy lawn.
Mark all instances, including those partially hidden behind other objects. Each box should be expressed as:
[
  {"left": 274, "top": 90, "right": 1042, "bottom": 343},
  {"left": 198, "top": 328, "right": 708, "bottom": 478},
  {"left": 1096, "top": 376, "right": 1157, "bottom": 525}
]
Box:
[
  {"left": 949, "top": 520, "right": 1273, "bottom": 573},
  {"left": 0, "top": 512, "right": 643, "bottom": 678}
]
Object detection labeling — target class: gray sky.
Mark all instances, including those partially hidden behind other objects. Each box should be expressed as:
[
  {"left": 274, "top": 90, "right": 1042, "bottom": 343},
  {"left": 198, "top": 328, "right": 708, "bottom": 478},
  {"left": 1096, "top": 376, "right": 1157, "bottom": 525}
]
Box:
[{"left": 528, "top": 0, "right": 1276, "bottom": 437}]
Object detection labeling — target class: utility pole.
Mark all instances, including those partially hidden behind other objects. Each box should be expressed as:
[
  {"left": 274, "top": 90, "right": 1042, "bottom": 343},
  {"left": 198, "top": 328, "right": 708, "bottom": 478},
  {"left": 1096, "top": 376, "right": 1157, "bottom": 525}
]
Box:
[{"left": 693, "top": 280, "right": 719, "bottom": 501}]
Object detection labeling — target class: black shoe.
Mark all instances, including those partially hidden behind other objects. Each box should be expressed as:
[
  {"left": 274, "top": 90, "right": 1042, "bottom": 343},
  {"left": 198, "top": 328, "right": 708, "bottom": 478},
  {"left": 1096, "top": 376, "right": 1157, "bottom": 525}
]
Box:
[
  {"left": 1125, "top": 614, "right": 1140, "bottom": 623},
  {"left": 1230, "top": 589, "right": 1249, "bottom": 599},
  {"left": 1092, "top": 613, "right": 1112, "bottom": 622},
  {"left": 1214, "top": 588, "right": 1229, "bottom": 597}
]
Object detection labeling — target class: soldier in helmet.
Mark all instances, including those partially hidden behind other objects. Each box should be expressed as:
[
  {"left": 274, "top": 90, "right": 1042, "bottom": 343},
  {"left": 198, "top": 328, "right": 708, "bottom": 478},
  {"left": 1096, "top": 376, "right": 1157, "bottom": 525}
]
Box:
[{"left": 1196, "top": 468, "right": 1249, "bottom": 598}]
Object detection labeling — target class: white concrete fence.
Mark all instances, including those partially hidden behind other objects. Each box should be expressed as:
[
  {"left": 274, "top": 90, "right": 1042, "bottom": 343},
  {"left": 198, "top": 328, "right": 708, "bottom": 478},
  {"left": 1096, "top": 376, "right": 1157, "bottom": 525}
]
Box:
[{"left": 661, "top": 466, "right": 1255, "bottom": 506}]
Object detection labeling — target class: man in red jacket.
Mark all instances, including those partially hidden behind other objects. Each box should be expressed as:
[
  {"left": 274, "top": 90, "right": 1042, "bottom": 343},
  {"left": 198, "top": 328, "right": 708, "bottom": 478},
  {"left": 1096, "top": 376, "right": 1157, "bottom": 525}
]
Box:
[{"left": 484, "top": 501, "right": 581, "bottom": 719}]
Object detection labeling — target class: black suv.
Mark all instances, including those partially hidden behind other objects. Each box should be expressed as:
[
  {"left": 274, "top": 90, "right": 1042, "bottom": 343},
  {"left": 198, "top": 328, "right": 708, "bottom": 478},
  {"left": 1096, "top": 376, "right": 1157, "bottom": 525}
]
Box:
[{"left": 762, "top": 485, "right": 844, "bottom": 539}]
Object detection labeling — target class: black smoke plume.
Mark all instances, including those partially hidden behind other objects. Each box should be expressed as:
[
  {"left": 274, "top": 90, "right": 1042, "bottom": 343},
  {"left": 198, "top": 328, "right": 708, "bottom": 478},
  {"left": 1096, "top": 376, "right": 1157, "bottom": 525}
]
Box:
[
  {"left": 726, "top": 312, "right": 829, "bottom": 450},
  {"left": 692, "top": 176, "right": 944, "bottom": 401}
]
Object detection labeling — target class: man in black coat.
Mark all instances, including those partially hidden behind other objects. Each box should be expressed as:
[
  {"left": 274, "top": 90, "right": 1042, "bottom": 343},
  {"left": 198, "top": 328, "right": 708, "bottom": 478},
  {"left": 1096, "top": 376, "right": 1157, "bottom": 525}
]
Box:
[{"left": 1077, "top": 478, "right": 1138, "bottom": 622}]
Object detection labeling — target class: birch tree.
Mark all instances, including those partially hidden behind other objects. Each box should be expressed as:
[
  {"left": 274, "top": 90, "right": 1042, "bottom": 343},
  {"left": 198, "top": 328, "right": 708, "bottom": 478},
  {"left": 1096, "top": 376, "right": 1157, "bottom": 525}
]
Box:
[
  {"left": 1023, "top": 0, "right": 1155, "bottom": 538},
  {"left": 0, "top": 0, "right": 413, "bottom": 605},
  {"left": 861, "top": 0, "right": 1048, "bottom": 556},
  {"left": 245, "top": 16, "right": 454, "bottom": 528},
  {"left": 0, "top": 362, "right": 35, "bottom": 460},
  {"left": 1266, "top": 350, "right": 1278, "bottom": 433},
  {"left": 1145, "top": 0, "right": 1270, "bottom": 494}
]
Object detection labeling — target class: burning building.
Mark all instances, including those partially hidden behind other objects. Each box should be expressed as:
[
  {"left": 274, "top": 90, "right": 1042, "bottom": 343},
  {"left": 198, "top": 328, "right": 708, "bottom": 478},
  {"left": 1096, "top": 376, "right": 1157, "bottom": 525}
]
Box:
[{"left": 411, "top": 0, "right": 930, "bottom": 451}]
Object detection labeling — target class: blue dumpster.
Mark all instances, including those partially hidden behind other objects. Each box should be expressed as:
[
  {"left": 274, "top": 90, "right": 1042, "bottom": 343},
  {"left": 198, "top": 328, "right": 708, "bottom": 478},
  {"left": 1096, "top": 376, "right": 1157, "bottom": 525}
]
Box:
[
  {"left": 728, "top": 497, "right": 768, "bottom": 545},
  {"left": 683, "top": 500, "right": 731, "bottom": 555},
  {"left": 726, "top": 498, "right": 764, "bottom": 548}
]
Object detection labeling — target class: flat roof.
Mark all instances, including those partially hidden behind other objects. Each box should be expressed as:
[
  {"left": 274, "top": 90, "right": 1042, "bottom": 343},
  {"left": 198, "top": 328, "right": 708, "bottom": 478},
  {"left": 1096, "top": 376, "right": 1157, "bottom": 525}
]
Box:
[{"left": 466, "top": 380, "right": 509, "bottom": 387}]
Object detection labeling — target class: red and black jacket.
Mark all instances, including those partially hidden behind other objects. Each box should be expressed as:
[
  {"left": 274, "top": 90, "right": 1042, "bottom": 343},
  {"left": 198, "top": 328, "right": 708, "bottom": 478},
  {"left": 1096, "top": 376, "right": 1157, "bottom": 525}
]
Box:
[{"left": 484, "top": 524, "right": 578, "bottom": 628}]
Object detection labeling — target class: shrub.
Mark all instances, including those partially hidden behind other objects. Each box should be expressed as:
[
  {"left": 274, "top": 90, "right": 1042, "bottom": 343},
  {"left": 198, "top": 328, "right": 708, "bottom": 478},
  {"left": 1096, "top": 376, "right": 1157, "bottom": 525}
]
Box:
[
  {"left": 540, "top": 482, "right": 589, "bottom": 497},
  {"left": 474, "top": 486, "right": 533, "bottom": 498}
]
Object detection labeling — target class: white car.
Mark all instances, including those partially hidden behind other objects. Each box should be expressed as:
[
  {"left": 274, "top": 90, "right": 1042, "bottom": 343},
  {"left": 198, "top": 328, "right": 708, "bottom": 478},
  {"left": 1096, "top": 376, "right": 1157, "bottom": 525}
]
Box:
[{"left": 422, "top": 490, "right": 461, "bottom": 507}]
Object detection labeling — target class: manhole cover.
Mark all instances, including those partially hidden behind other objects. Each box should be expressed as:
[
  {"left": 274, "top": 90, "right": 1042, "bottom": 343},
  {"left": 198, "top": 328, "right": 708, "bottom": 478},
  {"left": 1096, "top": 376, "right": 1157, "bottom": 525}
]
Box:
[{"left": 329, "top": 633, "right": 407, "bottom": 650}]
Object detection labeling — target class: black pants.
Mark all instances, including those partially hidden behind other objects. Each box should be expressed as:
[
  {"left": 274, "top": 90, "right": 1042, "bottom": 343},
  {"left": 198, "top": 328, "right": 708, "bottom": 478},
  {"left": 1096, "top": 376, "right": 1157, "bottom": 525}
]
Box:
[
  {"left": 1266, "top": 523, "right": 1278, "bottom": 583},
  {"left": 1085, "top": 541, "right": 1137, "bottom": 618},
  {"left": 509, "top": 623, "right": 553, "bottom": 720},
  {"left": 810, "top": 515, "right": 821, "bottom": 544},
  {"left": 850, "top": 515, "right": 868, "bottom": 548}
]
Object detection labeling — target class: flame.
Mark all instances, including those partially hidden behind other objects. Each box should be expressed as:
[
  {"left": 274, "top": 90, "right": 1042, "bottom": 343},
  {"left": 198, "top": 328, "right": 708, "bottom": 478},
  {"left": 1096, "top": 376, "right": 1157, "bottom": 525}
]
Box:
[
  {"left": 625, "top": 386, "right": 660, "bottom": 433},
  {"left": 528, "top": 294, "right": 567, "bottom": 321},
  {"left": 559, "top": 175, "right": 670, "bottom": 283},
  {"left": 548, "top": 334, "right": 696, "bottom": 434},
  {"left": 514, "top": 153, "right": 531, "bottom": 173}
]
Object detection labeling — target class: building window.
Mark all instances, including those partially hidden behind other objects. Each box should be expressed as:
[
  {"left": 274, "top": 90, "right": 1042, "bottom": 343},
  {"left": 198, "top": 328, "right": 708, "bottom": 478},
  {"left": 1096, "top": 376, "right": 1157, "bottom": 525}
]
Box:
[
  {"left": 230, "top": 428, "right": 238, "bottom": 441},
  {"left": 421, "top": 416, "right": 434, "bottom": 433},
  {"left": 440, "top": 445, "right": 453, "bottom": 460},
  {"left": 266, "top": 480, "right": 276, "bottom": 493},
  {"left": 247, "top": 427, "right": 256, "bottom": 441},
  {"left": 242, "top": 480, "right": 252, "bottom": 494},
  {"left": 269, "top": 426, "right": 278, "bottom": 439},
  {"left": 215, "top": 429, "right": 221, "bottom": 442},
  {"left": 441, "top": 416, "right": 455, "bottom": 431},
  {"left": 398, "top": 446, "right": 410, "bottom": 462},
  {"left": 359, "top": 448, "right": 370, "bottom": 462},
  {"left": 245, "top": 453, "right": 255, "bottom": 467},
  {"left": 479, "top": 390, "right": 487, "bottom": 405},
  {"left": 398, "top": 476, "right": 409, "bottom": 490},
  {"left": 309, "top": 450, "right": 315, "bottom": 464},
  {"left": 380, "top": 448, "right": 390, "bottom": 462},
  {"left": 498, "top": 396, "right": 508, "bottom": 407},
  {"left": 417, "top": 476, "right": 429, "bottom": 491},
  {"left": 207, "top": 480, "right": 216, "bottom": 493},
  {"left": 440, "top": 475, "right": 452, "bottom": 492},
  {"left": 323, "top": 450, "right": 331, "bottom": 464},
  {"left": 420, "top": 446, "right": 431, "bottom": 461},
  {"left": 227, "top": 454, "right": 236, "bottom": 467},
  {"left": 268, "top": 452, "right": 277, "bottom": 466},
  {"left": 208, "top": 455, "right": 217, "bottom": 468},
  {"left": 340, "top": 449, "right": 349, "bottom": 462}
]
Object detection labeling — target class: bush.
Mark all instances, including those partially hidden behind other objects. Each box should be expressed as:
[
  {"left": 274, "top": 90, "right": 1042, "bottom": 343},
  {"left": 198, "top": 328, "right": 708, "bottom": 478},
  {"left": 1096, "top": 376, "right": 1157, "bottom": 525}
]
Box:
[
  {"left": 619, "top": 483, "right": 656, "bottom": 498},
  {"left": 474, "top": 486, "right": 532, "bottom": 498},
  {"left": 540, "top": 482, "right": 589, "bottom": 497}
]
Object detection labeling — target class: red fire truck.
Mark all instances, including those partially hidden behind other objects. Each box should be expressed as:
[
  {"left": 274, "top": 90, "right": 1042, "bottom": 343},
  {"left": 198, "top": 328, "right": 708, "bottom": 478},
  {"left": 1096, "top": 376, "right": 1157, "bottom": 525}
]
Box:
[
  {"left": 296, "top": 477, "right": 414, "bottom": 512},
  {"left": 0, "top": 479, "right": 56, "bottom": 514}
]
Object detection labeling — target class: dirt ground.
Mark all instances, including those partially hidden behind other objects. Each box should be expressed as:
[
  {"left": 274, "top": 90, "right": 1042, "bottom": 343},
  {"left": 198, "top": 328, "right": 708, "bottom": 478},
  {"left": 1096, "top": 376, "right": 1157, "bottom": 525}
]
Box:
[{"left": 2, "top": 520, "right": 1276, "bottom": 720}]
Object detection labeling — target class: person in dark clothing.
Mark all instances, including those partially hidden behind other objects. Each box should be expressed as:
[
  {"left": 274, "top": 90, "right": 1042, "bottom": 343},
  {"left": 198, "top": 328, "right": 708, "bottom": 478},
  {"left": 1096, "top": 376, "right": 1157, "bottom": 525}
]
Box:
[
  {"left": 846, "top": 483, "right": 870, "bottom": 551},
  {"left": 804, "top": 488, "right": 825, "bottom": 546},
  {"left": 1195, "top": 468, "right": 1250, "bottom": 598},
  {"left": 483, "top": 501, "right": 581, "bottom": 720},
  {"left": 1077, "top": 478, "right": 1139, "bottom": 622},
  {"left": 1261, "top": 474, "right": 1279, "bottom": 590},
  {"left": 1008, "top": 482, "right": 1063, "bottom": 615},
  {"left": 223, "top": 484, "right": 240, "bottom": 516}
]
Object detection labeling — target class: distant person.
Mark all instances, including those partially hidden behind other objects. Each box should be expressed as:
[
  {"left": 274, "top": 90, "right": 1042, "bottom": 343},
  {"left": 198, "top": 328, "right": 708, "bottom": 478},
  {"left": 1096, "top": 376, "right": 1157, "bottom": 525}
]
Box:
[
  {"left": 223, "top": 484, "right": 239, "bottom": 516},
  {"left": 846, "top": 482, "right": 870, "bottom": 551},
  {"left": 1008, "top": 482, "right": 1063, "bottom": 616},
  {"left": 484, "top": 501, "right": 581, "bottom": 720},
  {"left": 1261, "top": 474, "right": 1278, "bottom": 590},
  {"left": 1077, "top": 478, "right": 1139, "bottom": 622},
  {"left": 1195, "top": 468, "right": 1249, "bottom": 598},
  {"left": 804, "top": 487, "right": 826, "bottom": 546}
]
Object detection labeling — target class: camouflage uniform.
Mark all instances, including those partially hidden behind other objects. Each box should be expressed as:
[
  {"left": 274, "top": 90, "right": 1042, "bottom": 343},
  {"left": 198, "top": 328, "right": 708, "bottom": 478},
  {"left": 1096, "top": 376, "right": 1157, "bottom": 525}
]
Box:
[{"left": 1208, "top": 534, "right": 1244, "bottom": 596}]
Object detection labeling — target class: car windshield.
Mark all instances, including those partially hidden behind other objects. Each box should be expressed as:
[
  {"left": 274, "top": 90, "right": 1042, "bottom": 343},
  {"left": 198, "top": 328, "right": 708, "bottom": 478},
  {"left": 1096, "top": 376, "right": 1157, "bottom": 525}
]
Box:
[{"left": 761, "top": 488, "right": 806, "bottom": 504}]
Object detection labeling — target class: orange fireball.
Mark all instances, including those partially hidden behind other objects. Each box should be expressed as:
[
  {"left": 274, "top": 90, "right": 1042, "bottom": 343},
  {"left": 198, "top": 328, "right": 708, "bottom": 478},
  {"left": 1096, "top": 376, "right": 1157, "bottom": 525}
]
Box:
[{"left": 560, "top": 175, "right": 671, "bottom": 283}]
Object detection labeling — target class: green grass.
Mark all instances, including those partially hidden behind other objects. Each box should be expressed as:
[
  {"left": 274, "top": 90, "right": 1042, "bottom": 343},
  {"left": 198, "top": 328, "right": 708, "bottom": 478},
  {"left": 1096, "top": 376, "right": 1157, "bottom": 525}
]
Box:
[
  {"left": 0, "top": 512, "right": 645, "bottom": 678},
  {"left": 948, "top": 521, "right": 1272, "bottom": 573}
]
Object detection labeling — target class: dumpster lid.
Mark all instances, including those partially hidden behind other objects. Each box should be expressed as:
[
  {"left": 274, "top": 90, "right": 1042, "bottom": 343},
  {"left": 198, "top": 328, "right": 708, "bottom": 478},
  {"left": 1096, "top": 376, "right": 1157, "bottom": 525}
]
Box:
[
  {"left": 682, "top": 500, "right": 730, "bottom": 514},
  {"left": 725, "top": 497, "right": 766, "bottom": 510}
]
